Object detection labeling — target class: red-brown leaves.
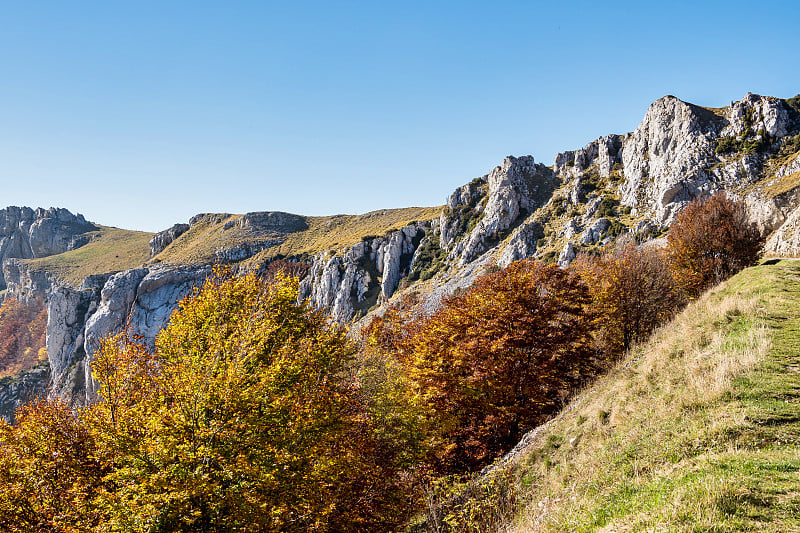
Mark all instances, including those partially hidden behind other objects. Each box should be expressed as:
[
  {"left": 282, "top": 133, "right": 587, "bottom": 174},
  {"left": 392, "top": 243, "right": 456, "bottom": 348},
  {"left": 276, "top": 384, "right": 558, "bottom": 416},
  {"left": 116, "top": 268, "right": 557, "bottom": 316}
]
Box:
[
  {"left": 667, "top": 193, "right": 763, "bottom": 298},
  {"left": 378, "top": 260, "right": 597, "bottom": 473},
  {"left": 574, "top": 243, "right": 679, "bottom": 356}
]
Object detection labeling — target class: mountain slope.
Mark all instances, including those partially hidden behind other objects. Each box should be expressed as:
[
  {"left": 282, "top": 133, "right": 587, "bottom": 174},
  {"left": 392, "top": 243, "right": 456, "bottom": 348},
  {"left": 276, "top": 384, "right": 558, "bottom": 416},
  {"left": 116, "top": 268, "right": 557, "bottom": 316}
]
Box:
[
  {"left": 3, "top": 91, "right": 800, "bottom": 421},
  {"left": 439, "top": 260, "right": 799, "bottom": 532},
  {"left": 23, "top": 226, "right": 152, "bottom": 287}
]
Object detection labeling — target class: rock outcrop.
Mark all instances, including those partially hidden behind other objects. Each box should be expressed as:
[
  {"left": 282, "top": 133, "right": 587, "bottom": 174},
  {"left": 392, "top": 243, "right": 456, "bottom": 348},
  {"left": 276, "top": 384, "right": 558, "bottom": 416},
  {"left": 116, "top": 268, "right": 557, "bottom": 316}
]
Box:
[
  {"left": 554, "top": 134, "right": 627, "bottom": 182},
  {"left": 42, "top": 264, "right": 211, "bottom": 404},
  {"left": 3, "top": 258, "right": 57, "bottom": 302},
  {"left": 300, "top": 223, "right": 426, "bottom": 322},
  {"left": 0, "top": 207, "right": 96, "bottom": 288},
  {"left": 441, "top": 156, "right": 557, "bottom": 266},
  {"left": 238, "top": 211, "right": 308, "bottom": 232},
  {"left": 764, "top": 198, "right": 800, "bottom": 256},
  {"left": 618, "top": 94, "right": 795, "bottom": 225},
  {"left": 149, "top": 223, "right": 189, "bottom": 257}
]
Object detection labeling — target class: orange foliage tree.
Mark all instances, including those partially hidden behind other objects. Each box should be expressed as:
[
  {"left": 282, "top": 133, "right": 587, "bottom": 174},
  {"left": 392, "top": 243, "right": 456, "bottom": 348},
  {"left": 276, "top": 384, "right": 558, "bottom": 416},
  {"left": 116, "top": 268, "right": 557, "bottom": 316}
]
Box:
[
  {"left": 666, "top": 193, "right": 764, "bottom": 298},
  {"left": 386, "top": 260, "right": 597, "bottom": 473},
  {"left": 573, "top": 243, "right": 679, "bottom": 356},
  {"left": 0, "top": 399, "right": 110, "bottom": 533},
  {"left": 0, "top": 297, "right": 48, "bottom": 377}
]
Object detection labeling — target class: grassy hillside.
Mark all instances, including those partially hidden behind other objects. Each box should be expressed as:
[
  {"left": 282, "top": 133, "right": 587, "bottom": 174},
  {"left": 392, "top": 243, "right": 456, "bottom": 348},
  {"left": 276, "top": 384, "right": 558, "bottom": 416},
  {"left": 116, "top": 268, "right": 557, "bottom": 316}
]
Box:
[
  {"left": 16, "top": 206, "right": 442, "bottom": 287},
  {"left": 153, "top": 206, "right": 443, "bottom": 266},
  {"left": 24, "top": 226, "right": 152, "bottom": 287},
  {"left": 438, "top": 260, "right": 800, "bottom": 532}
]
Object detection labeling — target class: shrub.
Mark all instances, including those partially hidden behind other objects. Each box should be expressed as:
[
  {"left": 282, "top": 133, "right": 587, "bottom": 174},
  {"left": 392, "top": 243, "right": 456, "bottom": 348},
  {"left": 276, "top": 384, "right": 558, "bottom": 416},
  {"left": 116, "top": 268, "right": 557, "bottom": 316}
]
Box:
[
  {"left": 0, "top": 297, "right": 47, "bottom": 378},
  {"left": 0, "top": 399, "right": 110, "bottom": 532},
  {"left": 666, "top": 193, "right": 764, "bottom": 299},
  {"left": 596, "top": 197, "right": 619, "bottom": 218},
  {"left": 574, "top": 243, "right": 679, "bottom": 356}
]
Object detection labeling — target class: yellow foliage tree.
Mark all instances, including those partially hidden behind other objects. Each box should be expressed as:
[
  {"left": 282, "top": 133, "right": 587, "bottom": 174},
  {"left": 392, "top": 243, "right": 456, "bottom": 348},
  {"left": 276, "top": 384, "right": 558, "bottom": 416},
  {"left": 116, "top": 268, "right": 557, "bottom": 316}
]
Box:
[
  {"left": 0, "top": 270, "right": 424, "bottom": 532},
  {"left": 82, "top": 270, "right": 420, "bottom": 532},
  {"left": 0, "top": 399, "right": 110, "bottom": 532}
]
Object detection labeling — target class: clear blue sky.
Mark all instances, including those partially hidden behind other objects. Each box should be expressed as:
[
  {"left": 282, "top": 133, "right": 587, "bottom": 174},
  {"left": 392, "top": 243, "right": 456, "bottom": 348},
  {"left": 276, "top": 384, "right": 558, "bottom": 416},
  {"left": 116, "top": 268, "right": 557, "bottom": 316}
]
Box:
[{"left": 1, "top": 1, "right": 798, "bottom": 232}]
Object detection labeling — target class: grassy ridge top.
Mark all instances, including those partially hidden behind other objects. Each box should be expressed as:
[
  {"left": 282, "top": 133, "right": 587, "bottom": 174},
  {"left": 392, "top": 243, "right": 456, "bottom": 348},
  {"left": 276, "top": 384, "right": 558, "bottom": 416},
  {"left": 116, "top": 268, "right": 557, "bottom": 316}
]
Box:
[
  {"left": 154, "top": 206, "right": 443, "bottom": 266},
  {"left": 25, "top": 226, "right": 152, "bottom": 287},
  {"left": 451, "top": 261, "right": 800, "bottom": 532}
]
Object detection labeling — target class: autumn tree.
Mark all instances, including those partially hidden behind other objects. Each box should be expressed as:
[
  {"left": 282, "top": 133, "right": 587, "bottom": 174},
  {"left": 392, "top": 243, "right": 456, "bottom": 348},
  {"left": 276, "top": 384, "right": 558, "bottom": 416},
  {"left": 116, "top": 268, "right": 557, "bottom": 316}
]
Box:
[
  {"left": 86, "top": 270, "right": 421, "bottom": 532},
  {"left": 390, "top": 260, "right": 596, "bottom": 473},
  {"left": 0, "top": 296, "right": 48, "bottom": 377},
  {"left": 0, "top": 399, "right": 110, "bottom": 532},
  {"left": 573, "top": 243, "right": 679, "bottom": 356},
  {"left": 667, "top": 193, "right": 764, "bottom": 298}
]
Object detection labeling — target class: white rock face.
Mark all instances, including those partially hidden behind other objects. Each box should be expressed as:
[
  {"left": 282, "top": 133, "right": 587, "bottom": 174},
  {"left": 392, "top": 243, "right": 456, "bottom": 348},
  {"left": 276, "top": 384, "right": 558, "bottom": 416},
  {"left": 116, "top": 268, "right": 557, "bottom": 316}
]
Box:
[
  {"left": 82, "top": 269, "right": 148, "bottom": 361},
  {"left": 617, "top": 94, "right": 796, "bottom": 226},
  {"left": 554, "top": 134, "right": 626, "bottom": 180},
  {"left": 722, "top": 93, "right": 791, "bottom": 138},
  {"left": 149, "top": 223, "right": 189, "bottom": 257},
  {"left": 455, "top": 156, "right": 556, "bottom": 265},
  {"left": 3, "top": 259, "right": 55, "bottom": 302},
  {"left": 764, "top": 202, "right": 800, "bottom": 256},
  {"left": 579, "top": 218, "right": 612, "bottom": 245},
  {"left": 775, "top": 153, "right": 800, "bottom": 179},
  {"left": 619, "top": 96, "right": 721, "bottom": 224},
  {"left": 0, "top": 207, "right": 95, "bottom": 288},
  {"left": 47, "top": 286, "right": 95, "bottom": 392},
  {"left": 40, "top": 265, "right": 212, "bottom": 404},
  {"left": 300, "top": 223, "right": 426, "bottom": 322},
  {"left": 558, "top": 242, "right": 576, "bottom": 268},
  {"left": 497, "top": 221, "right": 543, "bottom": 268},
  {"left": 562, "top": 219, "right": 579, "bottom": 239},
  {"left": 439, "top": 177, "right": 487, "bottom": 249}
]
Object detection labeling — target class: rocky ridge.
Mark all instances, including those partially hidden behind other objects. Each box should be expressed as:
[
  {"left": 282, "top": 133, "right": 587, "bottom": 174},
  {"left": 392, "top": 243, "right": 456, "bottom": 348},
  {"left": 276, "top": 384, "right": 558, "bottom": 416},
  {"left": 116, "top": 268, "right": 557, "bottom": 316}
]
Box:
[{"left": 2, "top": 91, "right": 800, "bottom": 416}]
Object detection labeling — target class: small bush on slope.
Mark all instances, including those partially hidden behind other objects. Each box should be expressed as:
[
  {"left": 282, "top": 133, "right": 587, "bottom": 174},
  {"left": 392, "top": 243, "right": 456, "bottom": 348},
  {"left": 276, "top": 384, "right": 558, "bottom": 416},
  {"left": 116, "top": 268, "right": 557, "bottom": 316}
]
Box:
[
  {"left": 667, "top": 192, "right": 764, "bottom": 299},
  {"left": 0, "top": 296, "right": 47, "bottom": 378},
  {"left": 573, "top": 243, "right": 680, "bottom": 356}
]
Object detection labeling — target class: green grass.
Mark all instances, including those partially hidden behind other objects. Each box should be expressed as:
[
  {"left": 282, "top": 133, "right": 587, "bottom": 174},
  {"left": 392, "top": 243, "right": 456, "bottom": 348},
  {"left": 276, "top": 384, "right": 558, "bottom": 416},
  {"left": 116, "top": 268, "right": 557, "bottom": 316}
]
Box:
[
  {"left": 429, "top": 261, "right": 800, "bottom": 532},
  {"left": 153, "top": 206, "right": 444, "bottom": 266},
  {"left": 24, "top": 226, "right": 153, "bottom": 287}
]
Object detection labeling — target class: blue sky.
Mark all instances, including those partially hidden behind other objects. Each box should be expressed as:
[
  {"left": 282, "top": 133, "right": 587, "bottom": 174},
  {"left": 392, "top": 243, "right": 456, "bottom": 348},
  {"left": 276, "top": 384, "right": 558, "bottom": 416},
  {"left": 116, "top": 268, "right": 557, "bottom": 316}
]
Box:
[{"left": 1, "top": 1, "right": 798, "bottom": 232}]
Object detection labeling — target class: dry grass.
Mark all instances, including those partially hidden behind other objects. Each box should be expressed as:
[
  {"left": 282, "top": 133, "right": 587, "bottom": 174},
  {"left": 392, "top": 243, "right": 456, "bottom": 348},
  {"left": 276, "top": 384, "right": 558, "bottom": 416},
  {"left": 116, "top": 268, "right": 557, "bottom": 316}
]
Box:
[
  {"left": 756, "top": 169, "right": 800, "bottom": 199},
  {"left": 153, "top": 206, "right": 443, "bottom": 266},
  {"left": 510, "top": 290, "right": 769, "bottom": 531},
  {"left": 24, "top": 226, "right": 153, "bottom": 287}
]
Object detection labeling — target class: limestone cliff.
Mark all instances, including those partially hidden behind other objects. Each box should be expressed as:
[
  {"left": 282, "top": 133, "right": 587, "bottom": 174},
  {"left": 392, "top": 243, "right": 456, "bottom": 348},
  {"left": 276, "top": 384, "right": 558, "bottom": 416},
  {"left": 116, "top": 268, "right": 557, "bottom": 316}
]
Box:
[
  {"left": 300, "top": 223, "right": 427, "bottom": 322},
  {"left": 0, "top": 207, "right": 96, "bottom": 289},
  {"left": 47, "top": 264, "right": 211, "bottom": 405}
]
